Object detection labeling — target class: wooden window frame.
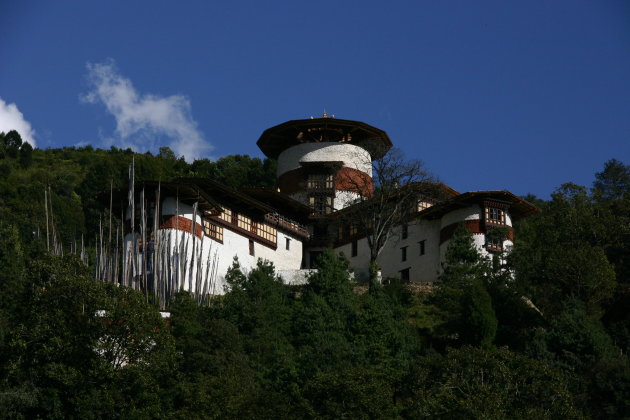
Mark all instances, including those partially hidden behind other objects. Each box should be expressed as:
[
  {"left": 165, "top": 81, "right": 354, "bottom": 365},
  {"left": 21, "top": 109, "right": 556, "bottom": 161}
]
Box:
[
  {"left": 307, "top": 173, "right": 334, "bottom": 190},
  {"left": 256, "top": 222, "right": 277, "bottom": 245},
  {"left": 309, "top": 195, "right": 334, "bottom": 216},
  {"left": 203, "top": 220, "right": 223, "bottom": 243},
  {"left": 237, "top": 214, "right": 252, "bottom": 231},
  {"left": 486, "top": 237, "right": 503, "bottom": 252},
  {"left": 218, "top": 206, "right": 232, "bottom": 224}
]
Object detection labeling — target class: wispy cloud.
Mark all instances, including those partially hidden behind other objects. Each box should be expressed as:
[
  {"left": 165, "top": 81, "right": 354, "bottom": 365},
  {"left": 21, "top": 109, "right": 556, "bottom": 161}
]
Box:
[
  {"left": 0, "top": 98, "right": 37, "bottom": 147},
  {"left": 82, "top": 59, "right": 212, "bottom": 161}
]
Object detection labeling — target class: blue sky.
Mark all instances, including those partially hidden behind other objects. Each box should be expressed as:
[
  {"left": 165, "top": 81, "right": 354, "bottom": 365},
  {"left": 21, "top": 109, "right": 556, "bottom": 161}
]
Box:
[{"left": 1, "top": 1, "right": 628, "bottom": 198}]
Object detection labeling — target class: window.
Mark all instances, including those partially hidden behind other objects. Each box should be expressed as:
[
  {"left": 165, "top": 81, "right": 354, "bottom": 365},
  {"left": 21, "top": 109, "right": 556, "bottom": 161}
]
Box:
[
  {"left": 309, "top": 195, "right": 333, "bottom": 215},
  {"left": 249, "top": 239, "right": 255, "bottom": 256},
  {"left": 402, "top": 223, "right": 408, "bottom": 239},
  {"left": 203, "top": 220, "right": 223, "bottom": 242},
  {"left": 307, "top": 173, "right": 334, "bottom": 190},
  {"left": 401, "top": 246, "right": 408, "bottom": 262},
  {"left": 485, "top": 207, "right": 506, "bottom": 225},
  {"left": 400, "top": 268, "right": 410, "bottom": 282},
  {"left": 285, "top": 237, "right": 291, "bottom": 250},
  {"left": 218, "top": 206, "right": 232, "bottom": 223},
  {"left": 486, "top": 237, "right": 503, "bottom": 252},
  {"left": 419, "top": 240, "right": 426, "bottom": 256},
  {"left": 351, "top": 240, "right": 358, "bottom": 257},
  {"left": 237, "top": 214, "right": 252, "bottom": 231},
  {"left": 417, "top": 200, "right": 433, "bottom": 211},
  {"left": 257, "top": 222, "right": 277, "bottom": 244},
  {"left": 349, "top": 223, "right": 358, "bottom": 237}
]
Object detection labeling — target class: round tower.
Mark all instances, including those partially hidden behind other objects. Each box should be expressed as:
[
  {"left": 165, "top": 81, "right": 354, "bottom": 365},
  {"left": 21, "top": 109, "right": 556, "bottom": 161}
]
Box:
[{"left": 257, "top": 116, "right": 392, "bottom": 215}]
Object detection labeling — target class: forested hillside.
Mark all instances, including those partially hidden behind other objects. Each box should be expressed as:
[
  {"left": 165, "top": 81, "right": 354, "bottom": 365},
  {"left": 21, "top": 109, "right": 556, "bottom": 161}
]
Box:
[
  {"left": 0, "top": 130, "right": 628, "bottom": 418},
  {"left": 0, "top": 130, "right": 276, "bottom": 260}
]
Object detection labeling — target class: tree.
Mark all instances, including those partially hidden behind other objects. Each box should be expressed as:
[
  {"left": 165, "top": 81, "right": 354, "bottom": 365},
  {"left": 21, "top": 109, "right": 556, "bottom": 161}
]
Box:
[
  {"left": 511, "top": 183, "right": 617, "bottom": 314},
  {"left": 0, "top": 254, "right": 178, "bottom": 419},
  {"left": 593, "top": 158, "right": 629, "bottom": 202},
  {"left": 403, "top": 346, "right": 580, "bottom": 419},
  {"left": 158, "top": 146, "right": 177, "bottom": 161},
  {"left": 18, "top": 141, "right": 33, "bottom": 168},
  {"left": 168, "top": 292, "right": 262, "bottom": 419},
  {"left": 187, "top": 155, "right": 276, "bottom": 189},
  {"left": 430, "top": 227, "right": 498, "bottom": 348},
  {"left": 337, "top": 147, "right": 437, "bottom": 284},
  {"left": 2, "top": 130, "right": 23, "bottom": 158}
]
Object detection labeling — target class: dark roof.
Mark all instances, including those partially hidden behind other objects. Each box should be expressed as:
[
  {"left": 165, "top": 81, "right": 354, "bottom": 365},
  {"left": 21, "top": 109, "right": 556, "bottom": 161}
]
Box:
[
  {"left": 100, "top": 180, "right": 223, "bottom": 215},
  {"left": 419, "top": 190, "right": 541, "bottom": 220},
  {"left": 257, "top": 117, "right": 393, "bottom": 159},
  {"left": 102, "top": 178, "right": 282, "bottom": 217},
  {"left": 407, "top": 182, "right": 460, "bottom": 199},
  {"left": 174, "top": 178, "right": 277, "bottom": 217},
  {"left": 326, "top": 182, "right": 459, "bottom": 219},
  {"left": 240, "top": 188, "right": 313, "bottom": 220}
]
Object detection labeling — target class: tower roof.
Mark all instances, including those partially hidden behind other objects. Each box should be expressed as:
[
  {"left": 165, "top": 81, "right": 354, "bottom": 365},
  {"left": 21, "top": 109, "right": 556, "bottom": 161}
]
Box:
[{"left": 257, "top": 117, "right": 393, "bottom": 159}]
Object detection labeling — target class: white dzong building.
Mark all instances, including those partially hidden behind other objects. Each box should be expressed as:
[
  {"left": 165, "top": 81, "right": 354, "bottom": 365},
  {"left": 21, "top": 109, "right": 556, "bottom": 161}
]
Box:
[{"left": 120, "top": 116, "right": 538, "bottom": 298}]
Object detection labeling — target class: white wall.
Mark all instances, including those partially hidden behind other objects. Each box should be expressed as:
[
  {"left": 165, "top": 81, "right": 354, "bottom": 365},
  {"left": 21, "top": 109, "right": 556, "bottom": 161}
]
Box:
[
  {"left": 161, "top": 197, "right": 203, "bottom": 224},
  {"left": 335, "top": 238, "right": 371, "bottom": 282},
  {"left": 335, "top": 206, "right": 515, "bottom": 284},
  {"left": 372, "top": 219, "right": 442, "bottom": 283},
  {"left": 335, "top": 190, "right": 360, "bottom": 210},
  {"left": 440, "top": 204, "right": 481, "bottom": 228},
  {"left": 277, "top": 143, "right": 372, "bottom": 176},
  {"left": 124, "top": 201, "right": 306, "bottom": 295},
  {"left": 151, "top": 226, "right": 305, "bottom": 295}
]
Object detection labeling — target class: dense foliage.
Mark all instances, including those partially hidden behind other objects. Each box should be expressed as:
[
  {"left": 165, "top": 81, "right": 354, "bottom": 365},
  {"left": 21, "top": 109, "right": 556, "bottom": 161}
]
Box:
[
  {"left": 0, "top": 132, "right": 628, "bottom": 418},
  {"left": 0, "top": 131, "right": 276, "bottom": 259}
]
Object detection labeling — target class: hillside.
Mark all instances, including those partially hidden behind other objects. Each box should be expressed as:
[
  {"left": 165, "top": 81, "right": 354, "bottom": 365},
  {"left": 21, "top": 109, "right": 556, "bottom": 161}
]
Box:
[{"left": 0, "top": 130, "right": 629, "bottom": 418}]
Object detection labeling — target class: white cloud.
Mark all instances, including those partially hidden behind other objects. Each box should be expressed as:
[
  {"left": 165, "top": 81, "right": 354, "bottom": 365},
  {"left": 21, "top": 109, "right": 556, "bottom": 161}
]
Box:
[
  {"left": 82, "top": 59, "right": 212, "bottom": 161},
  {"left": 0, "top": 98, "right": 37, "bottom": 147}
]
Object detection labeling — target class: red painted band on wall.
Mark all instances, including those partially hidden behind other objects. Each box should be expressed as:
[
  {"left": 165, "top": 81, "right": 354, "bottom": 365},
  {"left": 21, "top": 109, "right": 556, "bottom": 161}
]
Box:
[
  {"left": 439, "top": 219, "right": 514, "bottom": 245},
  {"left": 335, "top": 167, "right": 374, "bottom": 196},
  {"left": 277, "top": 166, "right": 373, "bottom": 195},
  {"left": 160, "top": 215, "right": 203, "bottom": 239}
]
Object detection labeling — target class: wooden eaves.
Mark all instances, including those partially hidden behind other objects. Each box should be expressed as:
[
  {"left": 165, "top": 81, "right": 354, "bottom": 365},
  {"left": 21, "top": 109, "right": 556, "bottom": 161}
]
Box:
[{"left": 257, "top": 117, "right": 393, "bottom": 159}]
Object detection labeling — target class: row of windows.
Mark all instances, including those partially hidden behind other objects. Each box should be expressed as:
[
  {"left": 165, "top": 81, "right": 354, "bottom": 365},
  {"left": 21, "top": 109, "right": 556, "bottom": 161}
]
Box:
[
  {"left": 218, "top": 207, "right": 232, "bottom": 223},
  {"left": 212, "top": 205, "right": 278, "bottom": 245},
  {"left": 307, "top": 174, "right": 334, "bottom": 190},
  {"left": 485, "top": 206, "right": 506, "bottom": 225},
  {"left": 417, "top": 200, "right": 433, "bottom": 211},
  {"left": 309, "top": 195, "right": 334, "bottom": 215},
  {"left": 486, "top": 237, "right": 503, "bottom": 252},
  {"left": 203, "top": 220, "right": 223, "bottom": 242},
  {"left": 237, "top": 214, "right": 252, "bottom": 232},
  {"left": 485, "top": 205, "right": 507, "bottom": 251},
  {"left": 257, "top": 223, "right": 277, "bottom": 243}
]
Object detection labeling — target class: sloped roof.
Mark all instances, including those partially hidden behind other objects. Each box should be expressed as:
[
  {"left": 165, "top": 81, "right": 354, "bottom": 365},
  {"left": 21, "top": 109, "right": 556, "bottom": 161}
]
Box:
[
  {"left": 241, "top": 188, "right": 312, "bottom": 219},
  {"left": 419, "top": 190, "right": 540, "bottom": 220},
  {"left": 257, "top": 117, "right": 393, "bottom": 159},
  {"left": 100, "top": 180, "right": 223, "bottom": 215}
]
